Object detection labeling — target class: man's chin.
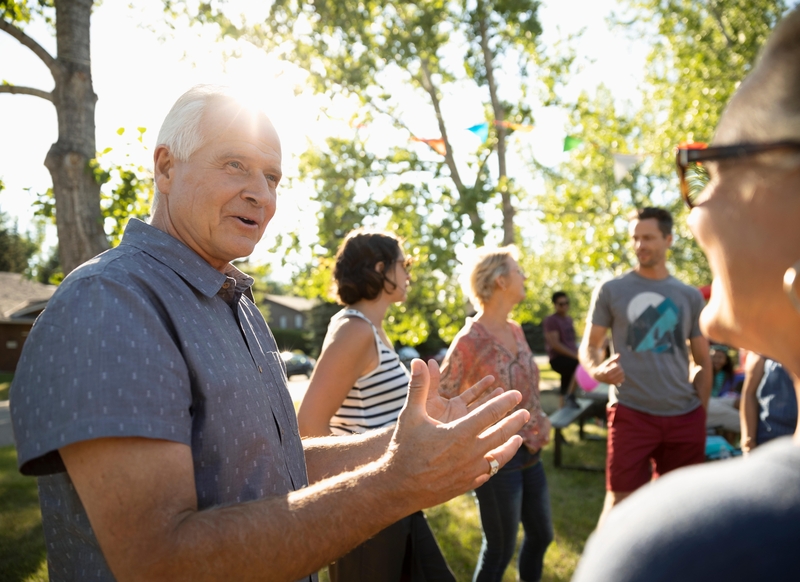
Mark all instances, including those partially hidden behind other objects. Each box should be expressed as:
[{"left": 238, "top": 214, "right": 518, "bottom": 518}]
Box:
[{"left": 699, "top": 295, "right": 741, "bottom": 347}]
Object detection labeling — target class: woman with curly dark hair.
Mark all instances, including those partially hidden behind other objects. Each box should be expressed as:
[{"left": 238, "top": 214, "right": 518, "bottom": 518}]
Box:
[{"left": 298, "top": 228, "right": 454, "bottom": 582}]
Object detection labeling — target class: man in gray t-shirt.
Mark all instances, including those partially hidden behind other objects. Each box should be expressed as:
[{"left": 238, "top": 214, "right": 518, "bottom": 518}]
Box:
[{"left": 579, "top": 207, "right": 712, "bottom": 528}]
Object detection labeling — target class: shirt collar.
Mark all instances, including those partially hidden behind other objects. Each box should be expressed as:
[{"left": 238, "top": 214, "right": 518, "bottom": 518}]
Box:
[{"left": 120, "top": 219, "right": 254, "bottom": 299}]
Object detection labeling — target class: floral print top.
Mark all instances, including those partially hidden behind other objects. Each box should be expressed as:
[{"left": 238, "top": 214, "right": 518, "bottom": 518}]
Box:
[{"left": 439, "top": 317, "right": 548, "bottom": 452}]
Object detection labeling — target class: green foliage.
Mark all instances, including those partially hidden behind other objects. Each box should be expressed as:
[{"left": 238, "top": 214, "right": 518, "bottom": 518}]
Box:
[
  {"left": 170, "top": 0, "right": 577, "bottom": 345},
  {"left": 618, "top": 0, "right": 788, "bottom": 175},
  {"left": 32, "top": 127, "right": 153, "bottom": 248},
  {"left": 0, "top": 0, "right": 53, "bottom": 26},
  {"left": 0, "top": 181, "right": 41, "bottom": 274}
]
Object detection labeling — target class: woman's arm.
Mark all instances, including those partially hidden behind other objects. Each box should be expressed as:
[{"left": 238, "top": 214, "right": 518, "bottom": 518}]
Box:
[
  {"left": 740, "top": 354, "right": 766, "bottom": 454},
  {"left": 297, "top": 318, "right": 378, "bottom": 437}
]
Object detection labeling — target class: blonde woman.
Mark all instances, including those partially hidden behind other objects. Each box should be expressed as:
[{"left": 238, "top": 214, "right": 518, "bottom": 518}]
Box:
[{"left": 439, "top": 246, "right": 552, "bottom": 582}]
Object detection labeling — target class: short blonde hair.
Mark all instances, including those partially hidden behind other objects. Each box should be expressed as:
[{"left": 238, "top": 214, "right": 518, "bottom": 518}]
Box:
[{"left": 464, "top": 245, "right": 519, "bottom": 308}]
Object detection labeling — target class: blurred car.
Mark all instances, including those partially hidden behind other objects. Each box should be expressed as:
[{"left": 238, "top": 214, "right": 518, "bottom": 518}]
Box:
[
  {"left": 397, "top": 346, "right": 421, "bottom": 371},
  {"left": 281, "top": 351, "right": 316, "bottom": 378}
]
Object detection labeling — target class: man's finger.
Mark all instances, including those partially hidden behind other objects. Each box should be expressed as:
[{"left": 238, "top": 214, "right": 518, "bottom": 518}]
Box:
[
  {"left": 458, "top": 375, "right": 496, "bottom": 407},
  {"left": 426, "top": 359, "right": 441, "bottom": 395},
  {"left": 405, "top": 359, "right": 430, "bottom": 410},
  {"left": 470, "top": 435, "right": 524, "bottom": 489},
  {"left": 475, "top": 408, "right": 530, "bottom": 453},
  {"left": 451, "top": 389, "right": 523, "bottom": 435}
]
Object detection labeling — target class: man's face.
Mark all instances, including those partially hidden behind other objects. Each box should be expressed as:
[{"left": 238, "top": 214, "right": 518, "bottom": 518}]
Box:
[
  {"left": 554, "top": 296, "right": 570, "bottom": 316},
  {"left": 687, "top": 112, "right": 800, "bottom": 352},
  {"left": 153, "top": 102, "right": 282, "bottom": 272},
  {"left": 629, "top": 218, "right": 671, "bottom": 269}
]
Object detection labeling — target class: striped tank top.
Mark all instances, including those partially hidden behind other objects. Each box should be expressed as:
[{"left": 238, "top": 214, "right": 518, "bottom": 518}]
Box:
[{"left": 329, "top": 308, "right": 410, "bottom": 435}]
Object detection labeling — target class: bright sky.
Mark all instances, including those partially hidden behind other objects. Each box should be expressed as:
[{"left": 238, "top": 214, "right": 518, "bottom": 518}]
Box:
[{"left": 0, "top": 0, "right": 647, "bottom": 281}]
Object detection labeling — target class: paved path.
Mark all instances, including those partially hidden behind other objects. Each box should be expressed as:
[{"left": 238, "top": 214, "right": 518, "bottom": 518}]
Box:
[{"left": 0, "top": 400, "right": 13, "bottom": 448}]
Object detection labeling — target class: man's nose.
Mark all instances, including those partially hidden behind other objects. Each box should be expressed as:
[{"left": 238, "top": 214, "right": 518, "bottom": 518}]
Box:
[{"left": 243, "top": 174, "right": 273, "bottom": 205}]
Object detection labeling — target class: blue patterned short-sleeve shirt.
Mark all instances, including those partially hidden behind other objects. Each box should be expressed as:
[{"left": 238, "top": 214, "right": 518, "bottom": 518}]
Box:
[{"left": 10, "top": 219, "right": 313, "bottom": 582}]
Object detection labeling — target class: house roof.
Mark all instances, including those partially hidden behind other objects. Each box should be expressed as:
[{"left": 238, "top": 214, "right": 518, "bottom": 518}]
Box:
[
  {"left": 263, "top": 294, "right": 319, "bottom": 313},
  {"left": 0, "top": 272, "right": 57, "bottom": 322}
]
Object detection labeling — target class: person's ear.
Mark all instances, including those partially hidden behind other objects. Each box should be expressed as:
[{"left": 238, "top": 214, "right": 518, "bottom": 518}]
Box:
[
  {"left": 154, "top": 145, "right": 176, "bottom": 196},
  {"left": 666, "top": 233, "right": 674, "bottom": 248},
  {"left": 374, "top": 261, "right": 385, "bottom": 274}
]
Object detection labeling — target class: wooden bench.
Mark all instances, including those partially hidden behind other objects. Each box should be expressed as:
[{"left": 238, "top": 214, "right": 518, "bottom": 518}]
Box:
[{"left": 548, "top": 387, "right": 608, "bottom": 471}]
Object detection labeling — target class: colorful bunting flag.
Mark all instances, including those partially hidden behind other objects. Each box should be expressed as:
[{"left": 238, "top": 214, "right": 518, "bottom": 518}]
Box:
[
  {"left": 466, "top": 122, "right": 489, "bottom": 143},
  {"left": 496, "top": 120, "right": 534, "bottom": 132},
  {"left": 411, "top": 136, "right": 447, "bottom": 156},
  {"left": 563, "top": 136, "right": 583, "bottom": 151},
  {"left": 612, "top": 153, "right": 646, "bottom": 182}
]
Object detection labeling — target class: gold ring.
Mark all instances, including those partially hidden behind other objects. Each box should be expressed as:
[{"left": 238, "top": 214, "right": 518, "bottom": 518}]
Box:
[{"left": 487, "top": 455, "right": 500, "bottom": 477}]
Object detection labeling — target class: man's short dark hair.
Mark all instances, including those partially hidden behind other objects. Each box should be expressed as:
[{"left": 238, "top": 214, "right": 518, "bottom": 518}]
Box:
[
  {"left": 552, "top": 291, "right": 568, "bottom": 304},
  {"left": 630, "top": 207, "right": 673, "bottom": 237}
]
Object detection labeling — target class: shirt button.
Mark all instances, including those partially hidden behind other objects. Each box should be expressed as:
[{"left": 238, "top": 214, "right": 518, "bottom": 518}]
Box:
[
  {"left": 222, "top": 283, "right": 230, "bottom": 289},
  {"left": 258, "top": 366, "right": 263, "bottom": 373}
]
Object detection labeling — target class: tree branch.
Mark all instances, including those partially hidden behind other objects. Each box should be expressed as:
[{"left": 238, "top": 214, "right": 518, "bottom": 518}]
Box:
[
  {"left": 0, "top": 18, "right": 59, "bottom": 77},
  {"left": 0, "top": 84, "right": 53, "bottom": 102},
  {"left": 708, "top": 3, "right": 735, "bottom": 49}
]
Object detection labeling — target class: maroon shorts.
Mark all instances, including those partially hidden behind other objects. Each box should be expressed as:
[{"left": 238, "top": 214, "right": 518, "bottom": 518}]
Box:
[{"left": 606, "top": 403, "right": 706, "bottom": 492}]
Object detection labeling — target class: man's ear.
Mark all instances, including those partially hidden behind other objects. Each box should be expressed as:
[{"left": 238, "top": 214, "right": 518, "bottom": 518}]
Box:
[
  {"left": 666, "top": 233, "right": 674, "bottom": 248},
  {"left": 153, "top": 145, "right": 175, "bottom": 196}
]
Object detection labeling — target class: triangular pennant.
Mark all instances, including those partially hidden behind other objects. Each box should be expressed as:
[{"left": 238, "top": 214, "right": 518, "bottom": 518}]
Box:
[
  {"left": 411, "top": 136, "right": 447, "bottom": 156},
  {"left": 496, "top": 120, "right": 534, "bottom": 132},
  {"left": 563, "top": 136, "right": 583, "bottom": 151},
  {"left": 466, "top": 122, "right": 489, "bottom": 143},
  {"left": 612, "top": 153, "right": 646, "bottom": 182}
]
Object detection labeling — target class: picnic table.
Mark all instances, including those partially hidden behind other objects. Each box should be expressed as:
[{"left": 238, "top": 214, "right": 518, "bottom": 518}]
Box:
[{"left": 548, "top": 384, "right": 609, "bottom": 471}]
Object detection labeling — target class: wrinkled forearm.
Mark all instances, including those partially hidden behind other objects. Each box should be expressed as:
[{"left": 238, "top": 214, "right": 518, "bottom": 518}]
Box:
[
  {"left": 303, "top": 427, "right": 393, "bottom": 484},
  {"left": 145, "top": 455, "right": 411, "bottom": 582}
]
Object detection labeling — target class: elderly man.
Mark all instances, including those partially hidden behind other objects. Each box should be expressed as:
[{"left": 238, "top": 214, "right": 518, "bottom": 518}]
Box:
[
  {"left": 9, "top": 86, "right": 528, "bottom": 582},
  {"left": 580, "top": 206, "right": 712, "bottom": 528},
  {"left": 573, "top": 9, "right": 800, "bottom": 582}
]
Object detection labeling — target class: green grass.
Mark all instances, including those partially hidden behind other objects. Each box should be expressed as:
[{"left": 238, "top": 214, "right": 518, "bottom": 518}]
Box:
[
  {"left": 0, "top": 446, "right": 48, "bottom": 582},
  {"left": 0, "top": 421, "right": 606, "bottom": 582}
]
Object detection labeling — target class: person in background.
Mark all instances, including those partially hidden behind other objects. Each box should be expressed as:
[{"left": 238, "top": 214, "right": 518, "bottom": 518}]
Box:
[
  {"left": 439, "top": 246, "right": 553, "bottom": 582},
  {"left": 579, "top": 207, "right": 712, "bottom": 529},
  {"left": 543, "top": 291, "right": 580, "bottom": 408},
  {"left": 298, "top": 229, "right": 453, "bottom": 581},
  {"left": 705, "top": 345, "right": 743, "bottom": 440},
  {"left": 740, "top": 355, "right": 798, "bottom": 455},
  {"left": 573, "top": 11, "right": 800, "bottom": 579}
]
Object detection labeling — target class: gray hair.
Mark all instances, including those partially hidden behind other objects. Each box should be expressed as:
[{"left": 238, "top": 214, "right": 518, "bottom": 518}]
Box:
[
  {"left": 151, "top": 85, "right": 240, "bottom": 212},
  {"left": 464, "top": 245, "right": 519, "bottom": 309}
]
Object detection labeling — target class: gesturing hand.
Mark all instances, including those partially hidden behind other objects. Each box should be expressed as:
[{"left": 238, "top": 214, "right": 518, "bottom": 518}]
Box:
[
  {"left": 593, "top": 353, "right": 625, "bottom": 386},
  {"left": 423, "top": 359, "right": 501, "bottom": 424},
  {"left": 388, "top": 359, "right": 528, "bottom": 511}
]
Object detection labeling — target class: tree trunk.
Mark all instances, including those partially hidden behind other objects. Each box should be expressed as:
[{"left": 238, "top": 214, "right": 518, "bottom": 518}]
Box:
[
  {"left": 478, "top": 8, "right": 515, "bottom": 246},
  {"left": 44, "top": 0, "right": 108, "bottom": 275}
]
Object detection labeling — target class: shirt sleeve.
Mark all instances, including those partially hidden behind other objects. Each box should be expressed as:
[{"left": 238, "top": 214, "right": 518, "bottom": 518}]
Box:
[
  {"left": 10, "top": 274, "right": 193, "bottom": 476},
  {"left": 543, "top": 315, "right": 557, "bottom": 333},
  {"left": 587, "top": 280, "right": 613, "bottom": 329}
]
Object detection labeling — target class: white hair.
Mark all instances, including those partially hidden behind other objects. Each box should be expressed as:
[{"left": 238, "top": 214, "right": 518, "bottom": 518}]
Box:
[{"left": 151, "top": 85, "right": 239, "bottom": 212}]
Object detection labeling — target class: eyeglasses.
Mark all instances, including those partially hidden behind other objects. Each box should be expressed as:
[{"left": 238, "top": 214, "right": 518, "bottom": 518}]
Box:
[{"left": 676, "top": 140, "right": 800, "bottom": 208}]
